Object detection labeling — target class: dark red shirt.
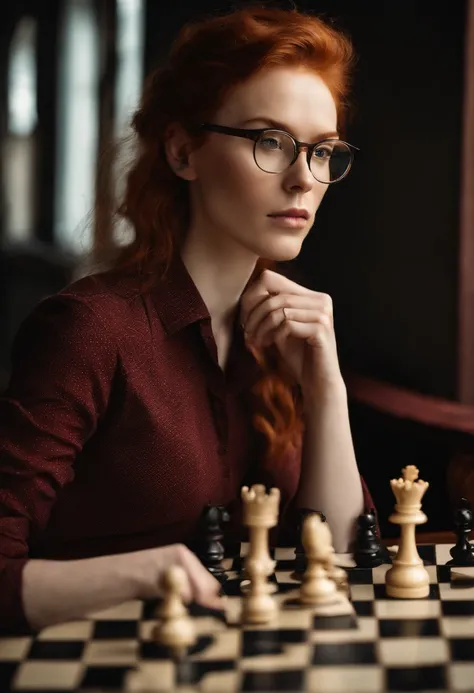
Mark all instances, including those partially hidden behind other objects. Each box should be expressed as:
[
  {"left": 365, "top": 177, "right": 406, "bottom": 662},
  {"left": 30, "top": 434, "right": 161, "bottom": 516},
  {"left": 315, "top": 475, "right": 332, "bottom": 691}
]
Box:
[{"left": 0, "top": 257, "right": 374, "bottom": 632}]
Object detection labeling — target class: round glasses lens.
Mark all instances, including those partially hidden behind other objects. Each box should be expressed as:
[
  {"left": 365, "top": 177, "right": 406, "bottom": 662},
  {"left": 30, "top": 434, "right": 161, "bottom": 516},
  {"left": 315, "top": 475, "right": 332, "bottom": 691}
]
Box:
[
  {"left": 311, "top": 140, "right": 352, "bottom": 183},
  {"left": 254, "top": 130, "right": 295, "bottom": 173}
]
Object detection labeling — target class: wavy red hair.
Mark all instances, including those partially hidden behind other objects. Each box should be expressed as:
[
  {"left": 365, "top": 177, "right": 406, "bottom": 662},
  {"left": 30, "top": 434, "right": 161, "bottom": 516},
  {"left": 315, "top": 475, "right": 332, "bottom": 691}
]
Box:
[{"left": 94, "top": 5, "right": 355, "bottom": 466}]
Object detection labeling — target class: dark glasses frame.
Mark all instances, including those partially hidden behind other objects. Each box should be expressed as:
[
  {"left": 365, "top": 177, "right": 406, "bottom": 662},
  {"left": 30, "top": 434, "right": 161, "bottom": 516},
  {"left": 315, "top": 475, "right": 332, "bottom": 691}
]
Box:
[{"left": 201, "top": 122, "right": 359, "bottom": 183}]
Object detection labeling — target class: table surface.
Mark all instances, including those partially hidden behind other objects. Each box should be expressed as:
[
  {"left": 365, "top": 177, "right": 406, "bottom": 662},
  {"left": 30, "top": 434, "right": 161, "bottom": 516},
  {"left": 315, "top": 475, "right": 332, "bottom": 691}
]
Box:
[{"left": 1, "top": 542, "right": 474, "bottom": 693}]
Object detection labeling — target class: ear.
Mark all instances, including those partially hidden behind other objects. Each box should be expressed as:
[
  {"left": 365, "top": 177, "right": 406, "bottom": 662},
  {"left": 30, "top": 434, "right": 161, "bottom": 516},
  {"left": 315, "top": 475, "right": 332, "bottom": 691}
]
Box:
[{"left": 164, "top": 123, "right": 197, "bottom": 181}]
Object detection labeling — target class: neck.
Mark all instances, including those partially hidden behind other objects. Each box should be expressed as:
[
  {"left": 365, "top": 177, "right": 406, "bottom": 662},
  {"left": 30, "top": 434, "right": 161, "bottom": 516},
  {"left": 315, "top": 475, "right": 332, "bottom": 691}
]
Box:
[{"left": 180, "top": 228, "right": 258, "bottom": 334}]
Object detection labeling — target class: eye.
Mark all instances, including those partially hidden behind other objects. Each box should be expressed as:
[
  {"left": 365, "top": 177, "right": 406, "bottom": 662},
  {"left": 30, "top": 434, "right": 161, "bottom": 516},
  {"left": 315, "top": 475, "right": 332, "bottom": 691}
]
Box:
[
  {"left": 313, "top": 145, "right": 334, "bottom": 160},
  {"left": 260, "top": 136, "right": 282, "bottom": 150}
]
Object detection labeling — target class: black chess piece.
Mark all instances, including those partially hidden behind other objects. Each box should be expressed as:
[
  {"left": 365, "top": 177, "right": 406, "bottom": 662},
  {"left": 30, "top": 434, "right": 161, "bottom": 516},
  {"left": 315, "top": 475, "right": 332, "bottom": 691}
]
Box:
[
  {"left": 447, "top": 497, "right": 474, "bottom": 566},
  {"left": 294, "top": 508, "right": 326, "bottom": 574},
  {"left": 196, "top": 504, "right": 230, "bottom": 583},
  {"left": 353, "top": 510, "right": 390, "bottom": 568}
]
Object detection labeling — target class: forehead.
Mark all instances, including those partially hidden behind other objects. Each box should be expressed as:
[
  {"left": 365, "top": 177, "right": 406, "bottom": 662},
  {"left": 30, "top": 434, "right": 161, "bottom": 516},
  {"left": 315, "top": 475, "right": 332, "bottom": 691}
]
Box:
[{"left": 215, "top": 66, "right": 338, "bottom": 137}]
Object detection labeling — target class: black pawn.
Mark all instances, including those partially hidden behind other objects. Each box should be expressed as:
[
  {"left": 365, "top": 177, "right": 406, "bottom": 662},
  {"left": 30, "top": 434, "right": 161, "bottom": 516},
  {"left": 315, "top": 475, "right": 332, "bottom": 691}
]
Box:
[
  {"left": 353, "top": 510, "right": 389, "bottom": 568},
  {"left": 196, "top": 504, "right": 230, "bottom": 583},
  {"left": 447, "top": 498, "right": 474, "bottom": 566}
]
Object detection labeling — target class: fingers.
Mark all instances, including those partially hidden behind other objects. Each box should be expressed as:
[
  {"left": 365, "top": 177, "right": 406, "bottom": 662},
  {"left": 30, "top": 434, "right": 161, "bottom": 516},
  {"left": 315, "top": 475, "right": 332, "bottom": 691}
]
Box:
[
  {"left": 240, "top": 269, "right": 316, "bottom": 323},
  {"left": 243, "top": 295, "right": 324, "bottom": 338},
  {"left": 262, "top": 314, "right": 337, "bottom": 351},
  {"left": 249, "top": 268, "right": 314, "bottom": 298},
  {"left": 179, "top": 548, "right": 226, "bottom": 609},
  {"left": 264, "top": 312, "right": 331, "bottom": 348},
  {"left": 244, "top": 300, "right": 333, "bottom": 349},
  {"left": 240, "top": 271, "right": 332, "bottom": 337}
]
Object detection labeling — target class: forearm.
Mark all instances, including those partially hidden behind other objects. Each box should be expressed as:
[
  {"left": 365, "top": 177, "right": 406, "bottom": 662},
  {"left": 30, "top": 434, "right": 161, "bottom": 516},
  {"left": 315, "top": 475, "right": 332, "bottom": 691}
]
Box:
[
  {"left": 295, "top": 379, "right": 364, "bottom": 552},
  {"left": 22, "top": 552, "right": 146, "bottom": 630}
]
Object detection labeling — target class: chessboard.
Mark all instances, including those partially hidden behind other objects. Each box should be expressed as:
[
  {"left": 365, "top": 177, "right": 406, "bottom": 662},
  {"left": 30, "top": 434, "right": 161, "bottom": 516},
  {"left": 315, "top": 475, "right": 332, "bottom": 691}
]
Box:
[{"left": 1, "top": 543, "right": 474, "bottom": 692}]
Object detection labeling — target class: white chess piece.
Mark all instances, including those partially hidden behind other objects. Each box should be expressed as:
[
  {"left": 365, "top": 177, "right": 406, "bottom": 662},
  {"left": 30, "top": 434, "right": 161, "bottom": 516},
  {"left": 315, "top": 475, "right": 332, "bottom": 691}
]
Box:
[
  {"left": 300, "top": 513, "right": 339, "bottom": 605},
  {"left": 152, "top": 565, "right": 196, "bottom": 656},
  {"left": 324, "top": 548, "right": 350, "bottom": 596},
  {"left": 241, "top": 484, "right": 280, "bottom": 624},
  {"left": 313, "top": 514, "right": 350, "bottom": 594},
  {"left": 385, "top": 465, "right": 430, "bottom": 598}
]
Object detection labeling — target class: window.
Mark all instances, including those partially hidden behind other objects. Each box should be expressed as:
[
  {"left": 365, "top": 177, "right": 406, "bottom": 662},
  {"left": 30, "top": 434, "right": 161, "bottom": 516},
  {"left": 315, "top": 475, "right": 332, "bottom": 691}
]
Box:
[
  {"left": 113, "top": 0, "right": 144, "bottom": 247},
  {"left": 54, "top": 0, "right": 99, "bottom": 255},
  {"left": 3, "top": 17, "right": 37, "bottom": 243},
  {"left": 54, "top": 0, "right": 144, "bottom": 255},
  {"left": 115, "top": 0, "right": 144, "bottom": 137}
]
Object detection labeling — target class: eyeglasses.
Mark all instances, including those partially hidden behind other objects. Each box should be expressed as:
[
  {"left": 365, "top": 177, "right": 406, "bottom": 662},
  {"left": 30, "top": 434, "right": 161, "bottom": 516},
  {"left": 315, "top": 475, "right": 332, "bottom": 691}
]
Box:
[{"left": 201, "top": 123, "right": 359, "bottom": 184}]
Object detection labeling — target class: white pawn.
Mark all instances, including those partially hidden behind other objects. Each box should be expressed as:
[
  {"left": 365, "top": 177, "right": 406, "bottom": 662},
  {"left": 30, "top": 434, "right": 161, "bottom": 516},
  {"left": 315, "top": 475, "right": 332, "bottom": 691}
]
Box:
[
  {"left": 325, "top": 549, "right": 350, "bottom": 596},
  {"left": 152, "top": 565, "right": 196, "bottom": 657},
  {"left": 318, "top": 519, "right": 350, "bottom": 595},
  {"left": 300, "top": 513, "right": 339, "bottom": 605}
]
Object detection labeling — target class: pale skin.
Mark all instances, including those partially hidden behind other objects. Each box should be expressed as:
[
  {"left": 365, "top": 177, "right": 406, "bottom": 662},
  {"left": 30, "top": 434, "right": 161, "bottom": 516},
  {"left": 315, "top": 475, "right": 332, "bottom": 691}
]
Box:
[
  {"left": 166, "top": 65, "right": 364, "bottom": 551},
  {"left": 21, "top": 65, "right": 363, "bottom": 631}
]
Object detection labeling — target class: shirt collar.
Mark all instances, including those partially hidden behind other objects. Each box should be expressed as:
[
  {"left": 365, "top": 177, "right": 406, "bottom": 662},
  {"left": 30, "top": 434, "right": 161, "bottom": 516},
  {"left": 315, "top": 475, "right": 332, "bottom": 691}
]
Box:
[
  {"left": 151, "top": 254, "right": 210, "bottom": 335},
  {"left": 149, "top": 254, "right": 262, "bottom": 392}
]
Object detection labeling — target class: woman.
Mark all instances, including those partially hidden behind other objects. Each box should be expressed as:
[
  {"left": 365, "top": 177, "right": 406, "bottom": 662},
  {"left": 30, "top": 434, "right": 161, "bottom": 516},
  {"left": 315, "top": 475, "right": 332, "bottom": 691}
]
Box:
[{"left": 0, "top": 5, "right": 374, "bottom": 633}]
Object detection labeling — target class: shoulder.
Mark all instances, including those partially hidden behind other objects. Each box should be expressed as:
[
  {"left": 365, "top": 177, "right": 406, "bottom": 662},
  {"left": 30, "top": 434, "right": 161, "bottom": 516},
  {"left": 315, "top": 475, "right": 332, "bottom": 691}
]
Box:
[
  {"left": 13, "top": 267, "right": 148, "bottom": 358},
  {"left": 6, "top": 271, "right": 145, "bottom": 407},
  {"left": 55, "top": 267, "right": 146, "bottom": 328}
]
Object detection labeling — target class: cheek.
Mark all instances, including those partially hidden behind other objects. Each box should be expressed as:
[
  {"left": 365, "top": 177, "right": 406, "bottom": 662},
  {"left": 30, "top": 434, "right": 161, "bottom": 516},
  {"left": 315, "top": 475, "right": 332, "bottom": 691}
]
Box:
[
  {"left": 199, "top": 147, "right": 271, "bottom": 207},
  {"left": 316, "top": 185, "right": 329, "bottom": 205}
]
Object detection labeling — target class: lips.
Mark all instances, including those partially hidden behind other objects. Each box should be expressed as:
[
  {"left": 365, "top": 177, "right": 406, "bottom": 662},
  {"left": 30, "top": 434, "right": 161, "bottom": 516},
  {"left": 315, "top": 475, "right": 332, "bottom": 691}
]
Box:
[{"left": 268, "top": 208, "right": 310, "bottom": 219}]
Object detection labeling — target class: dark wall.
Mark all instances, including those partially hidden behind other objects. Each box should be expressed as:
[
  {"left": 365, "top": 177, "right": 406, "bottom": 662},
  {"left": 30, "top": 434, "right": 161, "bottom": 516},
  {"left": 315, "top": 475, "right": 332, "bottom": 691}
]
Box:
[
  {"left": 144, "top": 0, "right": 467, "bottom": 401},
  {"left": 297, "top": 2, "right": 465, "bottom": 401}
]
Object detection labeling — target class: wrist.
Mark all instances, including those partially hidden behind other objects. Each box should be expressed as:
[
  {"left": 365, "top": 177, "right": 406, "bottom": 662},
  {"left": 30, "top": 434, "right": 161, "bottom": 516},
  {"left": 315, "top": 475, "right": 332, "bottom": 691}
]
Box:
[
  {"left": 301, "top": 375, "right": 347, "bottom": 408},
  {"left": 112, "top": 550, "right": 151, "bottom": 600}
]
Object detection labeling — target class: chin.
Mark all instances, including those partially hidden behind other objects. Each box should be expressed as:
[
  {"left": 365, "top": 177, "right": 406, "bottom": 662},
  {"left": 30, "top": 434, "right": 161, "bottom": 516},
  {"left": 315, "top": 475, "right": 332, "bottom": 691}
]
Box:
[{"left": 257, "top": 239, "right": 304, "bottom": 263}]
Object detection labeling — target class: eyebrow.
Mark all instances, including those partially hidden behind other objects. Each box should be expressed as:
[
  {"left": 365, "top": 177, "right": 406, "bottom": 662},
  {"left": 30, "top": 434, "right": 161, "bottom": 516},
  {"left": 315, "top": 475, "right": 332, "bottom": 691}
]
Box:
[{"left": 241, "top": 117, "right": 339, "bottom": 141}]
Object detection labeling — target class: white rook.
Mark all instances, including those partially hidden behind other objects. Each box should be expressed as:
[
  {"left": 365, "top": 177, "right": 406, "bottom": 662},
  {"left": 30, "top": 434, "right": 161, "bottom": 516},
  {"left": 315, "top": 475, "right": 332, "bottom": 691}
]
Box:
[{"left": 241, "top": 484, "right": 280, "bottom": 624}]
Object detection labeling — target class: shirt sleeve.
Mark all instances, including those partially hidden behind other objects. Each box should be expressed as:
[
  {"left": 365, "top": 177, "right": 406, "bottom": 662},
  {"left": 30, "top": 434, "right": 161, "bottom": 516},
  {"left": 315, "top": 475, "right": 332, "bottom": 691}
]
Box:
[{"left": 0, "top": 294, "right": 117, "bottom": 632}]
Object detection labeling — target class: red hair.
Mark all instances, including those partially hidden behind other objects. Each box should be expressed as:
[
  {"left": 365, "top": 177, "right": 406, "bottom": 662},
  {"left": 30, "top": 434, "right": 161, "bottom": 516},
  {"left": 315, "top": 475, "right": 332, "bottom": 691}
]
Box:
[{"left": 94, "top": 5, "right": 354, "bottom": 466}]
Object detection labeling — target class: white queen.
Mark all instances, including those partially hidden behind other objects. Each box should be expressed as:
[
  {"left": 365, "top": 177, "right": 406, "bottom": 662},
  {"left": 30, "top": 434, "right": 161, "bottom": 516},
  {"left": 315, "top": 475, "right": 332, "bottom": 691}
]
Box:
[{"left": 385, "top": 466, "right": 430, "bottom": 598}]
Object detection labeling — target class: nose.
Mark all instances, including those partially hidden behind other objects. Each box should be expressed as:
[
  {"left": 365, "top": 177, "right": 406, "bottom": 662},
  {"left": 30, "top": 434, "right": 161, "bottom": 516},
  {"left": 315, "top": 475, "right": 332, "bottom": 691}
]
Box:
[{"left": 282, "top": 149, "right": 316, "bottom": 194}]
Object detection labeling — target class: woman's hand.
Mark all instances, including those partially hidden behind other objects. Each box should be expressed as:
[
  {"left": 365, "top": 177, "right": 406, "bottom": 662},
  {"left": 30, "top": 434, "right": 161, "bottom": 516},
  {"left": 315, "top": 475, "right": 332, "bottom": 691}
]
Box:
[
  {"left": 240, "top": 269, "right": 343, "bottom": 396},
  {"left": 137, "top": 544, "right": 225, "bottom": 609},
  {"left": 22, "top": 543, "right": 225, "bottom": 631}
]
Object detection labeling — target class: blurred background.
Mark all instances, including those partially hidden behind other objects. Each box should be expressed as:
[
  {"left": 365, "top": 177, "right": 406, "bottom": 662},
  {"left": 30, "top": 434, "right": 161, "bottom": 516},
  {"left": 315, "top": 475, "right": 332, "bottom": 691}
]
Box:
[{"left": 0, "top": 0, "right": 473, "bottom": 537}]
